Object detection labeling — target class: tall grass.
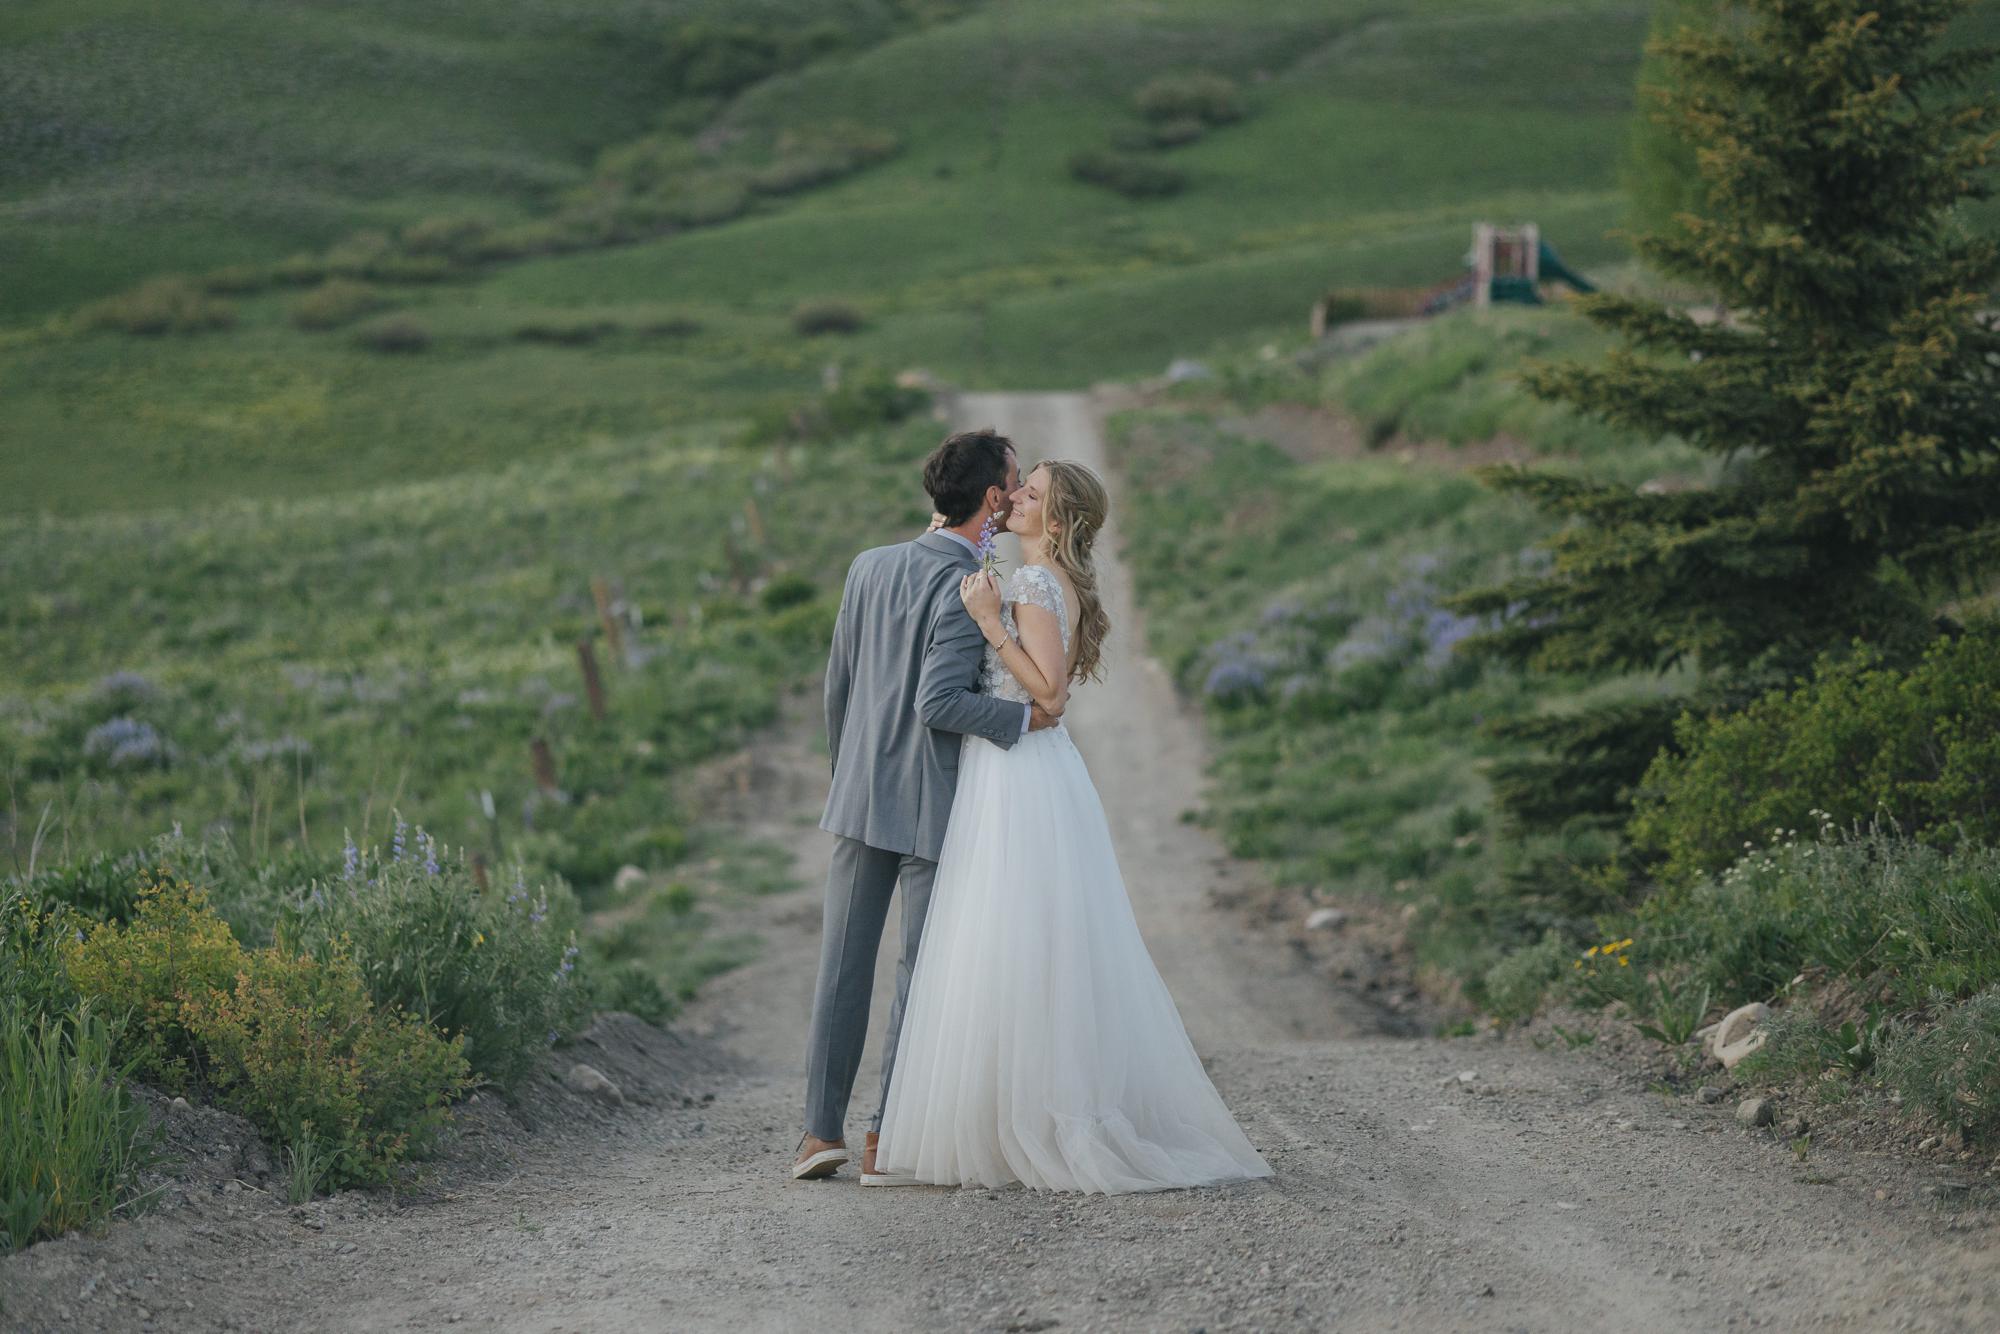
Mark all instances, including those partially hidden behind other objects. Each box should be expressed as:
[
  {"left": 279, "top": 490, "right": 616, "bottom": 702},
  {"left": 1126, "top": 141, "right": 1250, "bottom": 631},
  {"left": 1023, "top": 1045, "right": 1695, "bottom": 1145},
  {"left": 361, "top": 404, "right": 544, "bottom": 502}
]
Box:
[{"left": 0, "top": 1000, "right": 158, "bottom": 1254}]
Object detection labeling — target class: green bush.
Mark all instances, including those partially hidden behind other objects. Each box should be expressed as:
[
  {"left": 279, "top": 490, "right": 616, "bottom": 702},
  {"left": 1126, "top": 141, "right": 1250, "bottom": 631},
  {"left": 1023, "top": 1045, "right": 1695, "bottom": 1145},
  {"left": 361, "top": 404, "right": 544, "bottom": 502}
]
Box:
[
  {"left": 1479, "top": 930, "right": 1568, "bottom": 1023},
  {"left": 76, "top": 276, "right": 235, "bottom": 336},
  {"left": 290, "top": 280, "right": 386, "bottom": 332},
  {"left": 1147, "top": 116, "right": 1208, "bottom": 149},
  {"left": 283, "top": 820, "right": 589, "bottom": 1089},
  {"left": 180, "top": 944, "right": 468, "bottom": 1188},
  {"left": 1631, "top": 624, "right": 2000, "bottom": 884},
  {"left": 1068, "top": 150, "right": 1186, "bottom": 200},
  {"left": 0, "top": 890, "right": 79, "bottom": 1027},
  {"left": 791, "top": 300, "right": 864, "bottom": 336},
  {"left": 1620, "top": 828, "right": 2000, "bottom": 1010},
  {"left": 63, "top": 873, "right": 249, "bottom": 1090},
  {"left": 1134, "top": 73, "right": 1243, "bottom": 126},
  {"left": 1878, "top": 986, "right": 2000, "bottom": 1145},
  {"left": 0, "top": 1000, "right": 157, "bottom": 1254},
  {"left": 354, "top": 316, "right": 433, "bottom": 354},
  {"left": 17, "top": 828, "right": 331, "bottom": 945}
]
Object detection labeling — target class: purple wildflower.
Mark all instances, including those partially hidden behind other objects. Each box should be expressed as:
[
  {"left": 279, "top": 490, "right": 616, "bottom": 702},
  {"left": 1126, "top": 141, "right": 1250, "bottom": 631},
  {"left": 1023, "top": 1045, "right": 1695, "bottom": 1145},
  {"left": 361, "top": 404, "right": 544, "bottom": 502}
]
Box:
[
  {"left": 392, "top": 815, "right": 408, "bottom": 863},
  {"left": 342, "top": 834, "right": 360, "bottom": 881},
  {"left": 975, "top": 515, "right": 1000, "bottom": 574},
  {"left": 420, "top": 830, "right": 441, "bottom": 877}
]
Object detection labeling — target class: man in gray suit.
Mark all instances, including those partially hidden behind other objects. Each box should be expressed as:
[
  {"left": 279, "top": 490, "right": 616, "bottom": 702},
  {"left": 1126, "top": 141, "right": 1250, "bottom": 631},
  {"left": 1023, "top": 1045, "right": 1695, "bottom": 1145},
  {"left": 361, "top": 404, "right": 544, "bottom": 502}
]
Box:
[{"left": 793, "top": 427, "right": 1059, "bottom": 1183}]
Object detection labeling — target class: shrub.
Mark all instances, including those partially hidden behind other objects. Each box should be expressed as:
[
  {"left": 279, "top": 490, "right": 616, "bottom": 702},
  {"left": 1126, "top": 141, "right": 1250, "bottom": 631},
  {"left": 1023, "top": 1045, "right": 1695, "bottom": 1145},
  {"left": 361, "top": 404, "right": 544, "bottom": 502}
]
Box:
[
  {"left": 63, "top": 873, "right": 248, "bottom": 1090},
  {"left": 1067, "top": 150, "right": 1186, "bottom": 199},
  {"left": 290, "top": 280, "right": 386, "bottom": 332},
  {"left": 17, "top": 827, "right": 329, "bottom": 945},
  {"left": 512, "top": 316, "right": 619, "bottom": 346},
  {"left": 399, "top": 215, "right": 494, "bottom": 261},
  {"left": 353, "top": 316, "right": 432, "bottom": 354},
  {"left": 759, "top": 573, "right": 817, "bottom": 612},
  {"left": 0, "top": 1000, "right": 157, "bottom": 1254},
  {"left": 1147, "top": 116, "right": 1207, "bottom": 149},
  {"left": 0, "top": 890, "right": 79, "bottom": 1025},
  {"left": 1134, "top": 73, "right": 1243, "bottom": 126},
  {"left": 76, "top": 276, "right": 235, "bottom": 336},
  {"left": 791, "top": 300, "right": 864, "bottom": 336},
  {"left": 283, "top": 820, "right": 588, "bottom": 1089},
  {"left": 179, "top": 944, "right": 468, "bottom": 1188},
  {"left": 1630, "top": 623, "right": 2000, "bottom": 883},
  {"left": 1479, "top": 930, "right": 1568, "bottom": 1023},
  {"left": 1877, "top": 986, "right": 2000, "bottom": 1145}
]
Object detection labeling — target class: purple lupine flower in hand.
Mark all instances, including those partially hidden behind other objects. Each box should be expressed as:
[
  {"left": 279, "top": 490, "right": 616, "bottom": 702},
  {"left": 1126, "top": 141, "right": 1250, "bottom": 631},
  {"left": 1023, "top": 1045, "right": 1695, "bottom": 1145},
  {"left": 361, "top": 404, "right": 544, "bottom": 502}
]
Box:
[{"left": 975, "top": 515, "right": 1001, "bottom": 575}]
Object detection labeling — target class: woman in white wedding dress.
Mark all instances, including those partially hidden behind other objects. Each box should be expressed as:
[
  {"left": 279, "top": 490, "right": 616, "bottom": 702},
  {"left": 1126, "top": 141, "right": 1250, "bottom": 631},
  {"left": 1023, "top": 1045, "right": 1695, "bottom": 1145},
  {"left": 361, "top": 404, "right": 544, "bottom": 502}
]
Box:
[{"left": 875, "top": 459, "right": 1272, "bottom": 1195}]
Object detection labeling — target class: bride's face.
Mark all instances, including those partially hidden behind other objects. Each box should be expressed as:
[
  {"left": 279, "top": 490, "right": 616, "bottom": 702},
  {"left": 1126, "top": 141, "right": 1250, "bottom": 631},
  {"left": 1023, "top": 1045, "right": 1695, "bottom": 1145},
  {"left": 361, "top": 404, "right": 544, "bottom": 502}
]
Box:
[{"left": 1006, "top": 466, "right": 1051, "bottom": 540}]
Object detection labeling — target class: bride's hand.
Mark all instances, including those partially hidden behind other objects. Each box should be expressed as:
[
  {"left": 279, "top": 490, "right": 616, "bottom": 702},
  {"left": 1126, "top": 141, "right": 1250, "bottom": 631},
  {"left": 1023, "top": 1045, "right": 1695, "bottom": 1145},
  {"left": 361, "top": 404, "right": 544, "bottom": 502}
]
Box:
[
  {"left": 925, "top": 511, "right": 947, "bottom": 534},
  {"left": 959, "top": 570, "right": 1003, "bottom": 627}
]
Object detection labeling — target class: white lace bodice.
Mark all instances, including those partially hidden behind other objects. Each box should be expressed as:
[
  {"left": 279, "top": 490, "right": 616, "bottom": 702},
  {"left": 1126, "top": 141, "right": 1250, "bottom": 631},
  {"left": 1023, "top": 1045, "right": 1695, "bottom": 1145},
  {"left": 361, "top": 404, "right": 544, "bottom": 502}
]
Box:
[{"left": 980, "top": 564, "right": 1070, "bottom": 706}]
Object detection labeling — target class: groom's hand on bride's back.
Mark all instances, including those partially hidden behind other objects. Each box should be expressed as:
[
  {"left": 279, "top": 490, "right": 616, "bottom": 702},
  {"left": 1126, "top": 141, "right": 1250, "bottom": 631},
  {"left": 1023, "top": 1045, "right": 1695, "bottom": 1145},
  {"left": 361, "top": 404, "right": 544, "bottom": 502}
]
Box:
[{"left": 1029, "top": 702, "right": 1062, "bottom": 731}]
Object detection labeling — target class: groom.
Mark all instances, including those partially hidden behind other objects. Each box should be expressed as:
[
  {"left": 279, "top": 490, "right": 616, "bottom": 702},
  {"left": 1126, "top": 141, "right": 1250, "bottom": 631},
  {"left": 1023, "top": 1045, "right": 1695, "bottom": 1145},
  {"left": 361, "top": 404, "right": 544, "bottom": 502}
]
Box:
[{"left": 794, "top": 427, "right": 1058, "bottom": 1183}]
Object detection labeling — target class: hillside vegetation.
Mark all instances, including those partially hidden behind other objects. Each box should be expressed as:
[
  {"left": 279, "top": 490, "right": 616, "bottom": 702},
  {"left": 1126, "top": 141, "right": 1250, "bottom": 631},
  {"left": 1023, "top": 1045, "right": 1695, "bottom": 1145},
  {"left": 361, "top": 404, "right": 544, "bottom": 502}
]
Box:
[{"left": 4, "top": 0, "right": 1650, "bottom": 517}]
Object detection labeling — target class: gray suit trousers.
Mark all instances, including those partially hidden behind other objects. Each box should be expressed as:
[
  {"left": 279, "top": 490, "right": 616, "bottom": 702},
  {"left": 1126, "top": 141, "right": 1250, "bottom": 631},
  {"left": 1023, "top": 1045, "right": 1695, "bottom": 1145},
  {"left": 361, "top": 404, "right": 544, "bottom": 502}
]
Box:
[{"left": 802, "top": 835, "right": 938, "bottom": 1141}]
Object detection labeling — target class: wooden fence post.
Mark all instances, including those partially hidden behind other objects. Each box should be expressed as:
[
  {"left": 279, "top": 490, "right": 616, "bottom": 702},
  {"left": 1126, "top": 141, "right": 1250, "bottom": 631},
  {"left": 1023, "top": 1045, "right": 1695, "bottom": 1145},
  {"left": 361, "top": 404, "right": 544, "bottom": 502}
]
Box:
[
  {"left": 591, "top": 576, "right": 625, "bottom": 667},
  {"left": 530, "top": 737, "right": 560, "bottom": 794},
  {"left": 576, "top": 639, "right": 607, "bottom": 721}
]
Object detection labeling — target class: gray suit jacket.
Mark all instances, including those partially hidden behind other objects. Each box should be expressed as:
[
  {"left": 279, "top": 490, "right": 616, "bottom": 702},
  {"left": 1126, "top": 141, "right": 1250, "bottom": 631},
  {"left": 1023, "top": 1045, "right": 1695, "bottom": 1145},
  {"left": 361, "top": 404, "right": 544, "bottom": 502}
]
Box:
[{"left": 821, "top": 531, "right": 1023, "bottom": 861}]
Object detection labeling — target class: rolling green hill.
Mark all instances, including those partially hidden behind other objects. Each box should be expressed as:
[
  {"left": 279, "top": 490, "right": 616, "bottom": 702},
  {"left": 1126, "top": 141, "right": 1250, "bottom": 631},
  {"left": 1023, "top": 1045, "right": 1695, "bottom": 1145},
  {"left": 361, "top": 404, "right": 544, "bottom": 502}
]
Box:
[{"left": 3, "top": 0, "right": 1655, "bottom": 517}]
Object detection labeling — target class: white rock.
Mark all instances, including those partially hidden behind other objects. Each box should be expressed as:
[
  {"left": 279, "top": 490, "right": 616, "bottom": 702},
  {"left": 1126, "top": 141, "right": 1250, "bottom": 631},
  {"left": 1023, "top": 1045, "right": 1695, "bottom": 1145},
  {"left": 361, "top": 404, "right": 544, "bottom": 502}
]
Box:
[
  {"left": 1711, "top": 1002, "right": 1771, "bottom": 1070},
  {"left": 564, "top": 1063, "right": 625, "bottom": 1107},
  {"left": 612, "top": 865, "right": 647, "bottom": 894},
  {"left": 1736, "top": 1097, "right": 1777, "bottom": 1127},
  {"left": 1165, "top": 358, "right": 1213, "bottom": 383},
  {"left": 1305, "top": 907, "right": 1348, "bottom": 932}
]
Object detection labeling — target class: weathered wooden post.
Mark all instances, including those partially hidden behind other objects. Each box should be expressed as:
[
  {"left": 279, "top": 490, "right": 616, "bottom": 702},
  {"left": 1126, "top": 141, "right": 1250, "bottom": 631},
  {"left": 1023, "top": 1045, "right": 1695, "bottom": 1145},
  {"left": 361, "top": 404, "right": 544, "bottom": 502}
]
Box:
[
  {"left": 530, "top": 737, "right": 560, "bottom": 793},
  {"left": 744, "top": 496, "right": 766, "bottom": 546},
  {"left": 591, "top": 576, "right": 625, "bottom": 667},
  {"left": 576, "top": 639, "right": 607, "bottom": 721},
  {"left": 470, "top": 851, "right": 490, "bottom": 891}
]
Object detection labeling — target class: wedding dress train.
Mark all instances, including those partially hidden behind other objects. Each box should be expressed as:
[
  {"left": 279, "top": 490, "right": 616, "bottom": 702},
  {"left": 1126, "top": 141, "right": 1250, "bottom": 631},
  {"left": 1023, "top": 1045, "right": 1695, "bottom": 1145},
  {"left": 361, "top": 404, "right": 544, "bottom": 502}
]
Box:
[{"left": 875, "top": 564, "right": 1272, "bottom": 1194}]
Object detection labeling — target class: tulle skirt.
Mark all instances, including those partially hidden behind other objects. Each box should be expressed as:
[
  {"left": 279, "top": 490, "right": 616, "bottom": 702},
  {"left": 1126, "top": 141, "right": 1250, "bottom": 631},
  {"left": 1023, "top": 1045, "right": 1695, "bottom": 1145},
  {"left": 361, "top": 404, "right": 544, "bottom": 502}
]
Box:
[{"left": 875, "top": 725, "right": 1272, "bottom": 1194}]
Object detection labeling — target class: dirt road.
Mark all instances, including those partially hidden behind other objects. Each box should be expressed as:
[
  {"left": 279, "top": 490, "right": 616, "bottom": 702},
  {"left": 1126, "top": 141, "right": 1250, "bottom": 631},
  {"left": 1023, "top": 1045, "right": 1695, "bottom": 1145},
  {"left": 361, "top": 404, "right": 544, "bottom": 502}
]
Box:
[{"left": 6, "top": 393, "right": 1997, "bottom": 1333}]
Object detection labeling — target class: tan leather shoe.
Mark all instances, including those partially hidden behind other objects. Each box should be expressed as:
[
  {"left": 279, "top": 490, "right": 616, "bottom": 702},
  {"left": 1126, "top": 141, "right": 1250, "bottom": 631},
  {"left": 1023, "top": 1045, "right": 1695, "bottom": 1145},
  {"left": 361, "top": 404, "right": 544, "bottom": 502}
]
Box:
[
  {"left": 792, "top": 1133, "right": 847, "bottom": 1180},
  {"left": 859, "top": 1131, "right": 918, "bottom": 1187}
]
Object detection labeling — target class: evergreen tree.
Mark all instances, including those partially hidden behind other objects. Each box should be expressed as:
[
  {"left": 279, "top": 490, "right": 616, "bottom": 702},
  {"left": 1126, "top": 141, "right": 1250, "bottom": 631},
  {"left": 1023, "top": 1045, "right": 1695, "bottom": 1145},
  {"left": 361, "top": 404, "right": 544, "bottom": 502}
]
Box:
[{"left": 1456, "top": 0, "right": 2000, "bottom": 875}]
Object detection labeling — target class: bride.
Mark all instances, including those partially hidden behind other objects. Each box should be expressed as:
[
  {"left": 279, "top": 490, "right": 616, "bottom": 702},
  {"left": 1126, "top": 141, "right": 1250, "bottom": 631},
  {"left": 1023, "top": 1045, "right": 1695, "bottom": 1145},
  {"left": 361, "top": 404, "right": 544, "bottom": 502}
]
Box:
[{"left": 872, "top": 458, "right": 1271, "bottom": 1195}]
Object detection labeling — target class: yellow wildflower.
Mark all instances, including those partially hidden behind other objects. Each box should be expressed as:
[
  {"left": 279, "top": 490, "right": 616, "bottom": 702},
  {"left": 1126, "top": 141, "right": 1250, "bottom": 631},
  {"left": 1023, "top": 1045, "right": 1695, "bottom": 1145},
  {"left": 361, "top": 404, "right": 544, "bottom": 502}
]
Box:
[{"left": 473, "top": 932, "right": 485, "bottom": 948}]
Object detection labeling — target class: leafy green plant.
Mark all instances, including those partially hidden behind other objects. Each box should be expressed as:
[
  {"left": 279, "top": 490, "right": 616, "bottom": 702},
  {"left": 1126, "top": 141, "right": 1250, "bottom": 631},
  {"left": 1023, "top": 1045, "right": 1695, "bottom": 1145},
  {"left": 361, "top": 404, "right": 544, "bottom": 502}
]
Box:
[
  {"left": 179, "top": 942, "right": 470, "bottom": 1189},
  {"left": 283, "top": 820, "right": 589, "bottom": 1089},
  {"left": 75, "top": 276, "right": 235, "bottom": 335},
  {"left": 1479, "top": 930, "right": 1568, "bottom": 1024},
  {"left": 1067, "top": 149, "right": 1185, "bottom": 199},
  {"left": 0, "top": 890, "right": 79, "bottom": 1026},
  {"left": 0, "top": 999, "right": 158, "bottom": 1254},
  {"left": 1877, "top": 987, "right": 2000, "bottom": 1145},
  {"left": 282, "top": 1123, "right": 335, "bottom": 1204},
  {"left": 290, "top": 280, "right": 387, "bottom": 331},
  {"left": 62, "top": 873, "right": 250, "bottom": 1090},
  {"left": 1631, "top": 625, "right": 2000, "bottom": 883},
  {"left": 1134, "top": 72, "right": 1243, "bottom": 125}
]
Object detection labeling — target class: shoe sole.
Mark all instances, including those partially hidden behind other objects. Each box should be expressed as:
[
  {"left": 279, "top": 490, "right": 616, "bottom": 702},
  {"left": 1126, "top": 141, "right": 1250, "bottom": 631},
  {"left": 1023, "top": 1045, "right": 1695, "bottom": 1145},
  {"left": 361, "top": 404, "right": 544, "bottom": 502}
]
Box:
[
  {"left": 859, "top": 1171, "right": 920, "bottom": 1187},
  {"left": 791, "top": 1148, "right": 848, "bottom": 1180}
]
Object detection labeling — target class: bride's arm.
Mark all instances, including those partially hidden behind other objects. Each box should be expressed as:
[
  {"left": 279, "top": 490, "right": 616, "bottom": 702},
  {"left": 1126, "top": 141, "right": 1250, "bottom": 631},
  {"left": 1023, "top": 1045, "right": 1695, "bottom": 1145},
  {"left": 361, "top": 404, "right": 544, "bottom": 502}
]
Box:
[{"left": 961, "top": 572, "right": 1068, "bottom": 715}]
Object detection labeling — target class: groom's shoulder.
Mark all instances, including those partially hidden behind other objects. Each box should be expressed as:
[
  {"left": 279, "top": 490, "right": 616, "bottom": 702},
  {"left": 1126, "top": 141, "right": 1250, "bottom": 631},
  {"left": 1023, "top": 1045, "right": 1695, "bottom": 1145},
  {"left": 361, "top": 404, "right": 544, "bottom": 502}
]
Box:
[{"left": 852, "top": 537, "right": 951, "bottom": 579}]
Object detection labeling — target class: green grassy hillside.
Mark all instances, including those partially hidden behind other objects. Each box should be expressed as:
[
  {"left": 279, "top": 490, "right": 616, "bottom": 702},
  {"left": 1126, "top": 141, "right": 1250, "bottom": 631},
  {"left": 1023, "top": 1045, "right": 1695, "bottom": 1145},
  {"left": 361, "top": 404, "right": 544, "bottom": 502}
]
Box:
[{"left": 3, "top": 0, "right": 1651, "bottom": 517}]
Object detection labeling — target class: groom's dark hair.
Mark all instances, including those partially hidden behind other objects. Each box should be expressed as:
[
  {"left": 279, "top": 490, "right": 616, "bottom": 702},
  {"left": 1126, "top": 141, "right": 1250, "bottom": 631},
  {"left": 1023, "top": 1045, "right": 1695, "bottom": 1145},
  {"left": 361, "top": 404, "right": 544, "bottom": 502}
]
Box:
[{"left": 923, "top": 428, "right": 1014, "bottom": 526}]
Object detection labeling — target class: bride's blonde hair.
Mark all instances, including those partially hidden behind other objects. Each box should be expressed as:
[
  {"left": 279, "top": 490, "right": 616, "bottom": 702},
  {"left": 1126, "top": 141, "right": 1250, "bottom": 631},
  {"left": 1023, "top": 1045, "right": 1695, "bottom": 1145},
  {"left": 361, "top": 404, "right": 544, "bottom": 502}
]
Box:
[{"left": 1034, "top": 459, "right": 1112, "bottom": 684}]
